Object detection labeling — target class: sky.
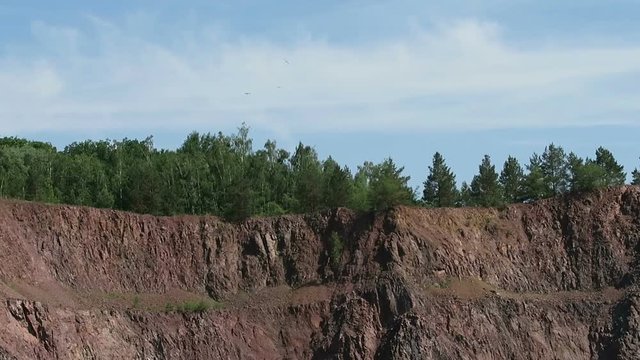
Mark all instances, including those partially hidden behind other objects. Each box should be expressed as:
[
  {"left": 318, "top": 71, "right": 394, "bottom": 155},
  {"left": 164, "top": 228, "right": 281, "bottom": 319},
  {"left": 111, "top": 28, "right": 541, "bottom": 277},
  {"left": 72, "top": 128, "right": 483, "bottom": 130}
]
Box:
[{"left": 0, "top": 0, "right": 639, "bottom": 190}]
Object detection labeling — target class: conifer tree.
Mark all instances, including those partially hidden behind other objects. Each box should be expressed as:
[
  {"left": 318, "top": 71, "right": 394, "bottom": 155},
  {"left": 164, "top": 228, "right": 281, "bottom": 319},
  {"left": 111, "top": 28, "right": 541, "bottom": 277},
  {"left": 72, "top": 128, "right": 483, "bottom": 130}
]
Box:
[
  {"left": 566, "top": 152, "right": 584, "bottom": 192},
  {"left": 422, "top": 152, "right": 457, "bottom": 207},
  {"left": 457, "top": 181, "right": 472, "bottom": 207},
  {"left": 594, "top": 147, "right": 626, "bottom": 187},
  {"left": 470, "top": 155, "right": 502, "bottom": 207},
  {"left": 521, "top": 154, "right": 546, "bottom": 202},
  {"left": 540, "top": 143, "right": 568, "bottom": 196},
  {"left": 499, "top": 156, "right": 524, "bottom": 203},
  {"left": 573, "top": 161, "right": 606, "bottom": 192},
  {"left": 632, "top": 168, "right": 640, "bottom": 186}
]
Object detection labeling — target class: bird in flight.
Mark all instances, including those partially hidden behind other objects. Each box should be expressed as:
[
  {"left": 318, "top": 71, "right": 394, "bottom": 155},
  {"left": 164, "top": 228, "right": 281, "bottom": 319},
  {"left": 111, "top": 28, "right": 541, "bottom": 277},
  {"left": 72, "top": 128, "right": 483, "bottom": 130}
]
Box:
[
  {"left": 283, "top": 59, "right": 290, "bottom": 65},
  {"left": 244, "top": 92, "right": 251, "bottom": 95}
]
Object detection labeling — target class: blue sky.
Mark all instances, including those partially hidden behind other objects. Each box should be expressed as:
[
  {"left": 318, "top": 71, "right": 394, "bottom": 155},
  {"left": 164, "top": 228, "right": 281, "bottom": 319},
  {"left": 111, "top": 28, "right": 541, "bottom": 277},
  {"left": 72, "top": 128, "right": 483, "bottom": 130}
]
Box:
[{"left": 1, "top": 0, "right": 639, "bottom": 189}]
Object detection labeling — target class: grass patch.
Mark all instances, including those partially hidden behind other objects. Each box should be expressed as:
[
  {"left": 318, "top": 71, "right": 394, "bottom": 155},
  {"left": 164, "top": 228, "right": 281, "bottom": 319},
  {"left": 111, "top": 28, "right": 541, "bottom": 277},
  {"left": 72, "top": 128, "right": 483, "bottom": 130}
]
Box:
[{"left": 132, "top": 295, "right": 141, "bottom": 309}]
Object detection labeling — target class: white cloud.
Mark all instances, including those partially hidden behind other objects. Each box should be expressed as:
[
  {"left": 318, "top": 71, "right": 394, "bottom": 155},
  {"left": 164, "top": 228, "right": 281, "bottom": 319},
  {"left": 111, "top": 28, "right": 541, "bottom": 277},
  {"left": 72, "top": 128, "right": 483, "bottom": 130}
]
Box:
[{"left": 0, "top": 17, "right": 639, "bottom": 135}]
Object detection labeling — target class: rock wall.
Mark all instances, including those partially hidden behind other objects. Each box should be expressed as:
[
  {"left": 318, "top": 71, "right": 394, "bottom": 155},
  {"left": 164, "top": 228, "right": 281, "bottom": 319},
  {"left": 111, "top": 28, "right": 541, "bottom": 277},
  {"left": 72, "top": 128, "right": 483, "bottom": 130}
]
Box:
[{"left": 1, "top": 187, "right": 640, "bottom": 359}]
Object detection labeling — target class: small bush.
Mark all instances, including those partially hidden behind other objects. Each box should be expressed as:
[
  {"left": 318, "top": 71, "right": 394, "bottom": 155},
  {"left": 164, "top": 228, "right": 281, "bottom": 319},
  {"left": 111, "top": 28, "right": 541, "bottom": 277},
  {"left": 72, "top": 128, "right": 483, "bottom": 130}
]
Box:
[
  {"left": 179, "top": 300, "right": 209, "bottom": 313},
  {"left": 329, "top": 231, "right": 345, "bottom": 269},
  {"left": 164, "top": 302, "right": 175, "bottom": 313},
  {"left": 165, "top": 299, "right": 222, "bottom": 314}
]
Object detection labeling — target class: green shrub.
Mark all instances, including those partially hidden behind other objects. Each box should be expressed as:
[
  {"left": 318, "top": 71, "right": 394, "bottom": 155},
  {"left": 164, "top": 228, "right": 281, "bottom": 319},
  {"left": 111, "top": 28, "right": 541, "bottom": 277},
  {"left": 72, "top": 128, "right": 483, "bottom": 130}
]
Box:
[
  {"left": 164, "top": 302, "right": 175, "bottom": 313},
  {"left": 165, "top": 299, "right": 222, "bottom": 314},
  {"left": 179, "top": 300, "right": 209, "bottom": 313},
  {"left": 329, "top": 231, "right": 345, "bottom": 269}
]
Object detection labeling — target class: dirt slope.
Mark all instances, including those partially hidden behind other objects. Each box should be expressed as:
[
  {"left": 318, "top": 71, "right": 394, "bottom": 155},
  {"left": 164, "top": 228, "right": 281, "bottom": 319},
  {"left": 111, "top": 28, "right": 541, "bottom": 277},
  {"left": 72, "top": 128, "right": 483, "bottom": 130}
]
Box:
[{"left": 1, "top": 187, "right": 640, "bottom": 359}]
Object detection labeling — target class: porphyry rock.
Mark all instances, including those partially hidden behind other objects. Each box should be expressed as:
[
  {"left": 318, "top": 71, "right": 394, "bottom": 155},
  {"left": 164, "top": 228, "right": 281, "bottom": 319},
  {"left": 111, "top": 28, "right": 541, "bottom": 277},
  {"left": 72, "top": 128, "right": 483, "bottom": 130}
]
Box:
[{"left": 1, "top": 187, "right": 640, "bottom": 358}]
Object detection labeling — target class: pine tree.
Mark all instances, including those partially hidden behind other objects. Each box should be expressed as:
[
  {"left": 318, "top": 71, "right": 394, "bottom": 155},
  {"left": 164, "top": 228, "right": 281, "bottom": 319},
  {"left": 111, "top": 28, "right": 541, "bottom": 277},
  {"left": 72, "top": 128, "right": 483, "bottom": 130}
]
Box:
[
  {"left": 521, "top": 154, "right": 546, "bottom": 202},
  {"left": 499, "top": 156, "right": 524, "bottom": 203},
  {"left": 540, "top": 143, "right": 568, "bottom": 196},
  {"left": 566, "top": 152, "right": 584, "bottom": 192},
  {"left": 594, "top": 147, "right": 626, "bottom": 187},
  {"left": 573, "top": 161, "right": 606, "bottom": 192},
  {"left": 632, "top": 168, "right": 640, "bottom": 186},
  {"left": 457, "top": 181, "right": 472, "bottom": 207},
  {"left": 422, "top": 152, "right": 457, "bottom": 207},
  {"left": 470, "top": 155, "right": 502, "bottom": 207}
]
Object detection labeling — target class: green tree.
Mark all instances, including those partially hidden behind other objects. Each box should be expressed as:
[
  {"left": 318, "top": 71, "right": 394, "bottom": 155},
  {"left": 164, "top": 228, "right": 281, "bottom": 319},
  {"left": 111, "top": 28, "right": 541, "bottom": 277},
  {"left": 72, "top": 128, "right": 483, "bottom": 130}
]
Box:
[
  {"left": 350, "top": 162, "right": 374, "bottom": 211},
  {"left": 632, "top": 168, "right": 640, "bottom": 186},
  {"left": 0, "top": 147, "right": 28, "bottom": 198},
  {"left": 251, "top": 140, "right": 291, "bottom": 216},
  {"left": 566, "top": 152, "right": 584, "bottom": 192},
  {"left": 499, "top": 156, "right": 524, "bottom": 203},
  {"left": 290, "top": 143, "right": 323, "bottom": 213},
  {"left": 422, "top": 152, "right": 457, "bottom": 207},
  {"left": 368, "top": 158, "right": 414, "bottom": 211},
  {"left": 457, "top": 181, "right": 472, "bottom": 207},
  {"left": 540, "top": 143, "right": 568, "bottom": 196},
  {"left": 521, "top": 154, "right": 547, "bottom": 202},
  {"left": 572, "top": 161, "right": 606, "bottom": 192},
  {"left": 321, "top": 157, "right": 354, "bottom": 209},
  {"left": 53, "top": 154, "right": 113, "bottom": 207},
  {"left": 24, "top": 146, "right": 57, "bottom": 203},
  {"left": 594, "top": 147, "right": 626, "bottom": 187},
  {"left": 176, "top": 135, "right": 212, "bottom": 215},
  {"left": 470, "top": 155, "right": 502, "bottom": 207}
]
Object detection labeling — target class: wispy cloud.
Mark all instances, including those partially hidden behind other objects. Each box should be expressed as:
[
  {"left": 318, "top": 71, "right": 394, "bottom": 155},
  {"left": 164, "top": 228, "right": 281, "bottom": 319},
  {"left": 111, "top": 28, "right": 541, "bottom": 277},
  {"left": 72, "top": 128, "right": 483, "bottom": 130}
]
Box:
[{"left": 0, "top": 16, "right": 639, "bottom": 135}]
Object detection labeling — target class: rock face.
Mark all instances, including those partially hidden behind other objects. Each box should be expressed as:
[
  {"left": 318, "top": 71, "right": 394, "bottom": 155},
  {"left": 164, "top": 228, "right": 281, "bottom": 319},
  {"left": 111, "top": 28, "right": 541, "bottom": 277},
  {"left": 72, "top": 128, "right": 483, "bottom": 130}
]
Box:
[{"left": 1, "top": 187, "right": 640, "bottom": 359}]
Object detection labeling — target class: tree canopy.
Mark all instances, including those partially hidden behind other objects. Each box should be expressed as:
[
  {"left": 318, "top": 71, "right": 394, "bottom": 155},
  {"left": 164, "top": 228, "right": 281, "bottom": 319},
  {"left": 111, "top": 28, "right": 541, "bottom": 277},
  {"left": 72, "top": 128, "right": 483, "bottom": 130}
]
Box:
[
  {"left": 470, "top": 155, "right": 502, "bottom": 207},
  {"left": 0, "top": 131, "right": 636, "bottom": 216},
  {"left": 422, "top": 152, "right": 457, "bottom": 207}
]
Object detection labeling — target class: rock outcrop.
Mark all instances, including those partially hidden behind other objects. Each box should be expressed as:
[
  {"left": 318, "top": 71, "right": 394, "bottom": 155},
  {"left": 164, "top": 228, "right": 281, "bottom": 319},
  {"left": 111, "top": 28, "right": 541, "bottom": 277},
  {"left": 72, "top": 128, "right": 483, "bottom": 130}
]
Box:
[{"left": 1, "top": 186, "right": 640, "bottom": 359}]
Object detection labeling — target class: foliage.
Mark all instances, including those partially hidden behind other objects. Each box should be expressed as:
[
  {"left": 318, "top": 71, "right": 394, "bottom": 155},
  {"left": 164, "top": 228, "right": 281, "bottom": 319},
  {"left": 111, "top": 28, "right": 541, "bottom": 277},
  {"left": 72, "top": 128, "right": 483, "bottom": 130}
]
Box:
[
  {"left": 470, "top": 155, "right": 502, "bottom": 207},
  {"left": 499, "top": 156, "right": 524, "bottom": 203},
  {"left": 572, "top": 162, "right": 607, "bottom": 192},
  {"left": 0, "top": 131, "right": 637, "bottom": 215},
  {"left": 322, "top": 157, "right": 354, "bottom": 209},
  {"left": 422, "top": 152, "right": 457, "bottom": 207},
  {"left": 164, "top": 299, "right": 221, "bottom": 314},
  {"left": 329, "top": 231, "right": 345, "bottom": 270},
  {"left": 290, "top": 143, "right": 323, "bottom": 213},
  {"left": 633, "top": 168, "right": 640, "bottom": 186},
  {"left": 594, "top": 147, "right": 626, "bottom": 187},
  {"left": 368, "top": 158, "right": 415, "bottom": 211},
  {"left": 457, "top": 181, "right": 472, "bottom": 207},
  {"left": 540, "top": 143, "right": 568, "bottom": 196},
  {"left": 521, "top": 154, "right": 547, "bottom": 202}
]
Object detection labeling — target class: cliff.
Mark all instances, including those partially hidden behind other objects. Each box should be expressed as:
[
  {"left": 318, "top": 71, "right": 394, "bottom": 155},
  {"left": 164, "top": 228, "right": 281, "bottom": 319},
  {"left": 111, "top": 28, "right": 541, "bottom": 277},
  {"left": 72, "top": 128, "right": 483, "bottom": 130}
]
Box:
[{"left": 1, "top": 187, "right": 640, "bottom": 359}]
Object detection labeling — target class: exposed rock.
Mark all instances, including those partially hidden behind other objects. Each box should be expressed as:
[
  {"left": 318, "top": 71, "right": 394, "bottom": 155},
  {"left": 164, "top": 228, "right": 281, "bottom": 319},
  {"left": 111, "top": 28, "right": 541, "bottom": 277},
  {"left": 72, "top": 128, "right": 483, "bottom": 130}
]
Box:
[{"left": 0, "top": 187, "right": 640, "bottom": 358}]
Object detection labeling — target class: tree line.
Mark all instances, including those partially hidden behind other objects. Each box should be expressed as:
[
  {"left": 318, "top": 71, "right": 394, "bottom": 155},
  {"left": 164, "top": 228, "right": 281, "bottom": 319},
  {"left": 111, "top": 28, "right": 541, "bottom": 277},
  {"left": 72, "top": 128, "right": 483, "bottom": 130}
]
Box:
[
  {"left": 0, "top": 126, "right": 638, "bottom": 220},
  {"left": 424, "top": 145, "right": 639, "bottom": 208}
]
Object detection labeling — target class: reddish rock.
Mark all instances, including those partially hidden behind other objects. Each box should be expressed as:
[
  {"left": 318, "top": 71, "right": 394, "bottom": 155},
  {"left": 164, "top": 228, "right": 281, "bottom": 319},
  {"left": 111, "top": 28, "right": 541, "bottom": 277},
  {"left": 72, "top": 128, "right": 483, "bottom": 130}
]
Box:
[{"left": 0, "top": 187, "right": 640, "bottom": 358}]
